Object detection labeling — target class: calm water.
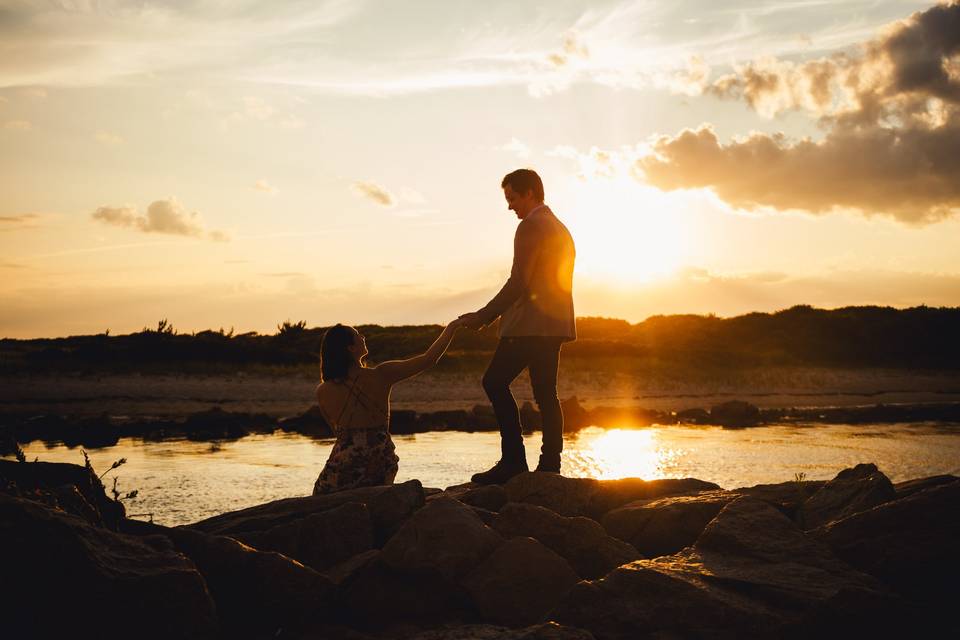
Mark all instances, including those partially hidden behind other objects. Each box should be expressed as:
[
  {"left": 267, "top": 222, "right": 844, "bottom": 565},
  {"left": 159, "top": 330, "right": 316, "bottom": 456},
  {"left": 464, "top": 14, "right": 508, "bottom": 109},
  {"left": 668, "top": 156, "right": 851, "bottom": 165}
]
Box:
[{"left": 9, "top": 423, "right": 960, "bottom": 526}]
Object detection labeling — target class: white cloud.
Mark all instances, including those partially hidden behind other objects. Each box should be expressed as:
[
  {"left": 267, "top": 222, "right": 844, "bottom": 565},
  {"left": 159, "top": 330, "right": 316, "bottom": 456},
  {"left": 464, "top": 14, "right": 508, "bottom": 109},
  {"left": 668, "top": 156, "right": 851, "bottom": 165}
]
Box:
[
  {"left": 254, "top": 179, "right": 278, "bottom": 194},
  {"left": 499, "top": 138, "right": 532, "bottom": 159},
  {"left": 351, "top": 181, "right": 396, "bottom": 207},
  {"left": 91, "top": 197, "right": 228, "bottom": 240}
]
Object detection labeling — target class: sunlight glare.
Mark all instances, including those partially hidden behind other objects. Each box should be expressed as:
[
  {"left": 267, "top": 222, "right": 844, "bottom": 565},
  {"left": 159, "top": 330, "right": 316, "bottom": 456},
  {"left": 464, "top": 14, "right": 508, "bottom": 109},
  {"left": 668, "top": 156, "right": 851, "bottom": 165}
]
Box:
[{"left": 568, "top": 428, "right": 680, "bottom": 480}]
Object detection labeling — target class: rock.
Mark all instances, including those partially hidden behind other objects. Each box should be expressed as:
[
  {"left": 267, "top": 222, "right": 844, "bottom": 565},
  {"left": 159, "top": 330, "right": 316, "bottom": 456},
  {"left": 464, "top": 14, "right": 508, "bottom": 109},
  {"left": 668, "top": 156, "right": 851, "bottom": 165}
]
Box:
[
  {"left": 382, "top": 497, "right": 502, "bottom": 582},
  {"left": 555, "top": 496, "right": 895, "bottom": 638},
  {"left": 471, "top": 404, "right": 499, "bottom": 429},
  {"left": 734, "top": 479, "right": 826, "bottom": 518},
  {"left": 444, "top": 482, "right": 509, "bottom": 512},
  {"left": 0, "top": 459, "right": 125, "bottom": 529},
  {"left": 164, "top": 527, "right": 334, "bottom": 638},
  {"left": 233, "top": 501, "right": 374, "bottom": 572},
  {"left": 464, "top": 537, "right": 580, "bottom": 627},
  {"left": 0, "top": 494, "right": 217, "bottom": 639},
  {"left": 505, "top": 473, "right": 598, "bottom": 517},
  {"left": 520, "top": 401, "right": 542, "bottom": 433},
  {"left": 586, "top": 476, "right": 723, "bottom": 519},
  {"left": 277, "top": 404, "right": 332, "bottom": 436},
  {"left": 675, "top": 407, "right": 709, "bottom": 424},
  {"left": 560, "top": 396, "right": 591, "bottom": 432},
  {"left": 390, "top": 409, "right": 419, "bottom": 434},
  {"left": 322, "top": 549, "right": 380, "bottom": 586},
  {"left": 812, "top": 479, "right": 960, "bottom": 605},
  {"left": 601, "top": 490, "right": 736, "bottom": 557},
  {"left": 892, "top": 474, "right": 959, "bottom": 498},
  {"left": 340, "top": 551, "right": 475, "bottom": 624},
  {"left": 494, "top": 502, "right": 640, "bottom": 579},
  {"left": 189, "top": 479, "right": 424, "bottom": 546},
  {"left": 798, "top": 463, "right": 896, "bottom": 529},
  {"left": 709, "top": 400, "right": 762, "bottom": 427},
  {"left": 408, "top": 622, "right": 595, "bottom": 640}
]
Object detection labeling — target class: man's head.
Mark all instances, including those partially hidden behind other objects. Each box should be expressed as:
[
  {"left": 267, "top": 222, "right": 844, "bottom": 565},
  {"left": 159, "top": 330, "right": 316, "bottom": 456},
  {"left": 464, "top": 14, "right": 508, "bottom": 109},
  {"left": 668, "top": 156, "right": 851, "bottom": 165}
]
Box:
[{"left": 501, "top": 168, "right": 544, "bottom": 219}]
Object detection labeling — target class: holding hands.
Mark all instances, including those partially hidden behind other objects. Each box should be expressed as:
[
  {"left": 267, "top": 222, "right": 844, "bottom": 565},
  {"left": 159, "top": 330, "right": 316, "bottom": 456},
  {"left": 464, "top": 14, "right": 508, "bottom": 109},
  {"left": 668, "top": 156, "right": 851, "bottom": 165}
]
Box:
[{"left": 456, "top": 311, "right": 486, "bottom": 330}]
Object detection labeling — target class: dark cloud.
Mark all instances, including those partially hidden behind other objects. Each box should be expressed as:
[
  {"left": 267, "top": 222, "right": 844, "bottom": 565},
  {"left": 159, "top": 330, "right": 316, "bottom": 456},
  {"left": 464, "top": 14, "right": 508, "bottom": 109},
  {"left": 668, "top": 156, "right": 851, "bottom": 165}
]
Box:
[
  {"left": 351, "top": 181, "right": 396, "bottom": 207},
  {"left": 643, "top": 2, "right": 960, "bottom": 224},
  {"left": 91, "top": 198, "right": 228, "bottom": 240},
  {"left": 0, "top": 213, "right": 38, "bottom": 223}
]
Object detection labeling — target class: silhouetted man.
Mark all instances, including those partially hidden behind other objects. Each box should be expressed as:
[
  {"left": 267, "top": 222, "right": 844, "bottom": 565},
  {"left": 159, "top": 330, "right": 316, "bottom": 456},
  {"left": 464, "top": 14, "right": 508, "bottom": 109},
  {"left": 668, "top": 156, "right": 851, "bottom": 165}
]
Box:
[{"left": 459, "top": 169, "right": 576, "bottom": 484}]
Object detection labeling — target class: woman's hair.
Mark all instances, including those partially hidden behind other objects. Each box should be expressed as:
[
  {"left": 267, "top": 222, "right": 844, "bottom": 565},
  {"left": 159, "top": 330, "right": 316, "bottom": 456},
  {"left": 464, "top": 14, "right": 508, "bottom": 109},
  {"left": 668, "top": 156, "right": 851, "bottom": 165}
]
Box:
[{"left": 320, "top": 324, "right": 357, "bottom": 382}]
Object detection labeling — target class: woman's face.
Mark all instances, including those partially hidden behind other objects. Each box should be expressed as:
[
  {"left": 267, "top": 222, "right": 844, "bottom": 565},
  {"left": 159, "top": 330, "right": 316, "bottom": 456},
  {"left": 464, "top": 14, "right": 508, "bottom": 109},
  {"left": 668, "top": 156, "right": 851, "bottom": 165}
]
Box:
[{"left": 347, "top": 329, "right": 368, "bottom": 362}]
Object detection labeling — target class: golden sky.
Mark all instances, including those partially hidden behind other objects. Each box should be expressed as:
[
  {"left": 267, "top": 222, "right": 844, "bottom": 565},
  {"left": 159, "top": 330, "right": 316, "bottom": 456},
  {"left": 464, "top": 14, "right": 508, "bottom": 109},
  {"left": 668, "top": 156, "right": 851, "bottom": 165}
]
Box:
[{"left": 2, "top": 0, "right": 959, "bottom": 338}]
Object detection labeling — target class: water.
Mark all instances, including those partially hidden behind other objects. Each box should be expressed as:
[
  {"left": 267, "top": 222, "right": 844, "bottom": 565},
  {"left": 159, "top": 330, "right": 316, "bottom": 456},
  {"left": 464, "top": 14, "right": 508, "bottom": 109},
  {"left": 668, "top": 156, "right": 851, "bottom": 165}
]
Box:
[{"left": 8, "top": 423, "right": 960, "bottom": 526}]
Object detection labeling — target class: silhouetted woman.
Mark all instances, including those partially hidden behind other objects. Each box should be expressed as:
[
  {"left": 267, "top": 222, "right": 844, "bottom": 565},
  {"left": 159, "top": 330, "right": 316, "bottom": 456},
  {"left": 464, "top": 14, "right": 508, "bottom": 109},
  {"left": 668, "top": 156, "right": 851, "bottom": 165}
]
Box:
[{"left": 313, "top": 320, "right": 462, "bottom": 494}]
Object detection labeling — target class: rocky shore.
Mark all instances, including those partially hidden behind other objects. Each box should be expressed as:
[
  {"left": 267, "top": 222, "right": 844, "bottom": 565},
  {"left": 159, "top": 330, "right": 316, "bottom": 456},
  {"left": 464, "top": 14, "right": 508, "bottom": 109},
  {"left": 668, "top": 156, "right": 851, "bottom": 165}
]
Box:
[
  {"left": 3, "top": 398, "right": 960, "bottom": 454},
  {"left": 1, "top": 457, "right": 957, "bottom": 639}
]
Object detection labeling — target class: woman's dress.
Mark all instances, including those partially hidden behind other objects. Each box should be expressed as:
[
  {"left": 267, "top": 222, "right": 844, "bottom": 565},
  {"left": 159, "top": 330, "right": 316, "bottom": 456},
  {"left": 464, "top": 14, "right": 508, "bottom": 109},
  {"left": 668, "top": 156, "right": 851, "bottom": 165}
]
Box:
[{"left": 313, "top": 374, "right": 399, "bottom": 495}]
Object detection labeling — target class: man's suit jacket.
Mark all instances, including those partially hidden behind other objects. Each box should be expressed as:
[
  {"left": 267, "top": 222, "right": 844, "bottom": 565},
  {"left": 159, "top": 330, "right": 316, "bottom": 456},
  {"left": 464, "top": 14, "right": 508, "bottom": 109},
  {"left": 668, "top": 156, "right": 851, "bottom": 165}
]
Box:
[{"left": 477, "top": 205, "right": 576, "bottom": 341}]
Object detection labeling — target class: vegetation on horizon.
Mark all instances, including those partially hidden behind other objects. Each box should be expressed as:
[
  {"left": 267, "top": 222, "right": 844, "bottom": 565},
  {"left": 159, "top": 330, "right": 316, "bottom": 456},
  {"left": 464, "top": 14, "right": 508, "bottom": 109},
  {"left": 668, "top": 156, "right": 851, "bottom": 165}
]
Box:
[{"left": 2, "top": 305, "right": 958, "bottom": 374}]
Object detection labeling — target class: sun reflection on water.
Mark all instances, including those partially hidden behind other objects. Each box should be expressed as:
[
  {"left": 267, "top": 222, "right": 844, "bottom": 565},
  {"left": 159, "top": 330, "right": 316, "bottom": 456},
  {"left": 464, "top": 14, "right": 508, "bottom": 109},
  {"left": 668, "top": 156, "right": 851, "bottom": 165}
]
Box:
[{"left": 564, "top": 427, "right": 683, "bottom": 480}]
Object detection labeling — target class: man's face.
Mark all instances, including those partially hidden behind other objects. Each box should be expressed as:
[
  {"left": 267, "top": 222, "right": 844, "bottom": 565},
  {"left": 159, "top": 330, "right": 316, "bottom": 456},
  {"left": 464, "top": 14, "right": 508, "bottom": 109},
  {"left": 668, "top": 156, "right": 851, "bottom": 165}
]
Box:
[{"left": 503, "top": 184, "right": 538, "bottom": 219}]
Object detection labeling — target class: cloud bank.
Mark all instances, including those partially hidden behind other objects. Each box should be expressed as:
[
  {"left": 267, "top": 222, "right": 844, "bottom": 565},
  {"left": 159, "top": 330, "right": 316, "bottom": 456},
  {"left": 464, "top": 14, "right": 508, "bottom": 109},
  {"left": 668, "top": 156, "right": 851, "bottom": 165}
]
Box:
[
  {"left": 92, "top": 198, "right": 228, "bottom": 241},
  {"left": 639, "top": 2, "right": 960, "bottom": 224}
]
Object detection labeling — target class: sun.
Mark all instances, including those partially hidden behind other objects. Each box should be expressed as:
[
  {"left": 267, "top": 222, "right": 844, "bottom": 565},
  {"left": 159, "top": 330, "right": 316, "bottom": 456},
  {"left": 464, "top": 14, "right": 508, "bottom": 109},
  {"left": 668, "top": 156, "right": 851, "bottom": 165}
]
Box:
[{"left": 564, "top": 175, "right": 689, "bottom": 285}]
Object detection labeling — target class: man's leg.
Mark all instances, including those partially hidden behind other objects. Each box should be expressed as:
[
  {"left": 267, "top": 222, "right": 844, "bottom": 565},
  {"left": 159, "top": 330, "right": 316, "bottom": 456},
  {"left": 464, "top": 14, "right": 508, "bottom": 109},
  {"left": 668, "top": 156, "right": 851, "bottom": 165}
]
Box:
[
  {"left": 528, "top": 338, "right": 563, "bottom": 471},
  {"left": 480, "top": 338, "right": 530, "bottom": 462}
]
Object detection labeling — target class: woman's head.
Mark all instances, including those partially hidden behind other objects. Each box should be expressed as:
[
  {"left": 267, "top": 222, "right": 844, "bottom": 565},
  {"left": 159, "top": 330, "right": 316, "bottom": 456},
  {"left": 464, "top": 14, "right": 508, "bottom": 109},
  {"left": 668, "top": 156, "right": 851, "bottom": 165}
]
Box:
[{"left": 320, "top": 324, "right": 367, "bottom": 382}]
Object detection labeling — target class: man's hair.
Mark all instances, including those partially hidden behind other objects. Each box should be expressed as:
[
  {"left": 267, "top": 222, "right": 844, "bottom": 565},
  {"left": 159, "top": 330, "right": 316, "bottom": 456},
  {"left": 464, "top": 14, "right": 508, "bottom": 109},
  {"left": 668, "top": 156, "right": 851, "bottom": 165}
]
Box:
[{"left": 501, "top": 168, "right": 544, "bottom": 201}]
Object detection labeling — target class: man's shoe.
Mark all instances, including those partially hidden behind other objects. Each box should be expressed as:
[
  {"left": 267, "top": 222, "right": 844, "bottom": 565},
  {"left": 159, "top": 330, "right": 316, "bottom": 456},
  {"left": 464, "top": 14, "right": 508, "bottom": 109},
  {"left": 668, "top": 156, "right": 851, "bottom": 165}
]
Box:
[
  {"left": 471, "top": 458, "right": 528, "bottom": 485},
  {"left": 534, "top": 454, "right": 561, "bottom": 474}
]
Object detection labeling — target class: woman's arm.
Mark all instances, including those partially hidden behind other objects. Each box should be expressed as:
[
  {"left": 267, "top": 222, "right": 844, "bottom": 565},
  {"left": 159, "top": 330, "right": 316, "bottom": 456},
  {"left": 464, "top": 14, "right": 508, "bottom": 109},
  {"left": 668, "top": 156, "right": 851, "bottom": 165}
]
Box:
[{"left": 374, "top": 320, "right": 462, "bottom": 385}]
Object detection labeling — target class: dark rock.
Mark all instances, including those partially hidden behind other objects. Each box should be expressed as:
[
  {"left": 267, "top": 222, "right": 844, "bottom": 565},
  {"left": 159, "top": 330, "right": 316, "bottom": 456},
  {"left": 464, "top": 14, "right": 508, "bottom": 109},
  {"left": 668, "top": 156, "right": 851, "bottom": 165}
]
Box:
[
  {"left": 76, "top": 412, "right": 121, "bottom": 448},
  {"left": 463, "top": 537, "right": 580, "bottom": 627},
  {"left": 812, "top": 479, "right": 960, "bottom": 604},
  {"left": 601, "top": 490, "right": 736, "bottom": 557},
  {"left": 520, "top": 401, "right": 542, "bottom": 433},
  {"left": 189, "top": 479, "right": 424, "bottom": 547},
  {"left": 390, "top": 409, "right": 419, "bottom": 434},
  {"left": 444, "top": 482, "right": 509, "bottom": 512},
  {"left": 407, "top": 622, "right": 595, "bottom": 640},
  {"left": 675, "top": 407, "right": 709, "bottom": 423},
  {"left": 893, "top": 474, "right": 959, "bottom": 498},
  {"left": 560, "top": 396, "right": 591, "bottom": 432},
  {"left": 494, "top": 502, "right": 640, "bottom": 579},
  {"left": 471, "top": 404, "right": 499, "bottom": 429},
  {"left": 798, "top": 463, "right": 896, "bottom": 529},
  {"left": 183, "top": 406, "right": 266, "bottom": 439},
  {"left": 555, "top": 497, "right": 895, "bottom": 638},
  {"left": 165, "top": 526, "right": 333, "bottom": 638},
  {"left": 709, "top": 400, "right": 762, "bottom": 427},
  {"left": 381, "top": 496, "right": 502, "bottom": 582},
  {"left": 322, "top": 549, "right": 380, "bottom": 586},
  {"left": 587, "top": 477, "right": 723, "bottom": 520},
  {"left": 0, "top": 494, "right": 217, "bottom": 639},
  {"left": 0, "top": 459, "right": 125, "bottom": 529},
  {"left": 734, "top": 479, "right": 826, "bottom": 518},
  {"left": 233, "top": 501, "right": 374, "bottom": 572},
  {"left": 277, "top": 404, "right": 332, "bottom": 436}
]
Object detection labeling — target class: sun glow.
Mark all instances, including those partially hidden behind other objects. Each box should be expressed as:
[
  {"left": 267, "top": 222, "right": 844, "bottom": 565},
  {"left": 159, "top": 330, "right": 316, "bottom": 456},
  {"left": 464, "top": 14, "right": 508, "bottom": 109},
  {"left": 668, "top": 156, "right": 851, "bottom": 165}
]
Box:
[
  {"left": 564, "top": 176, "right": 689, "bottom": 285},
  {"left": 565, "top": 428, "right": 681, "bottom": 480}
]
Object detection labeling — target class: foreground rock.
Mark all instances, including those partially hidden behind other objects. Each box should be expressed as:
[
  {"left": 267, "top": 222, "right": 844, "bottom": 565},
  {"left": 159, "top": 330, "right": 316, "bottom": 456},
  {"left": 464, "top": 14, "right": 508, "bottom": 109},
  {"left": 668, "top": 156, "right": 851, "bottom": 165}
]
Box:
[
  {"left": 555, "top": 496, "right": 897, "bottom": 638},
  {"left": 813, "top": 479, "right": 960, "bottom": 606},
  {"left": 408, "top": 622, "right": 596, "bottom": 640},
  {"left": 798, "top": 463, "right": 896, "bottom": 529},
  {"left": 0, "top": 494, "right": 217, "bottom": 639},
  {"left": 494, "top": 502, "right": 640, "bottom": 579}
]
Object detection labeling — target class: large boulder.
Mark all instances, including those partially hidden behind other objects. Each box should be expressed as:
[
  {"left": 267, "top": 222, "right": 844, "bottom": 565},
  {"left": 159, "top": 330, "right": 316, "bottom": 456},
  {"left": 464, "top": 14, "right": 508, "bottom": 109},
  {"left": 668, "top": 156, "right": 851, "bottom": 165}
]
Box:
[
  {"left": 0, "top": 494, "right": 217, "bottom": 639},
  {"left": 733, "top": 479, "right": 825, "bottom": 518},
  {"left": 188, "top": 479, "right": 424, "bottom": 546},
  {"left": 442, "top": 482, "right": 509, "bottom": 512},
  {"left": 407, "top": 622, "right": 596, "bottom": 639},
  {"left": 494, "top": 502, "right": 640, "bottom": 579},
  {"left": 232, "top": 501, "right": 374, "bottom": 571},
  {"left": 381, "top": 496, "right": 503, "bottom": 582},
  {"left": 0, "top": 459, "right": 125, "bottom": 529},
  {"left": 812, "top": 479, "right": 960, "bottom": 605},
  {"left": 798, "top": 463, "right": 896, "bottom": 529},
  {"left": 892, "top": 474, "right": 958, "bottom": 499},
  {"left": 555, "top": 496, "right": 895, "bottom": 638},
  {"left": 463, "top": 537, "right": 580, "bottom": 627},
  {"left": 600, "top": 490, "right": 736, "bottom": 557},
  {"left": 709, "top": 400, "right": 761, "bottom": 427},
  {"left": 164, "top": 527, "right": 334, "bottom": 638}
]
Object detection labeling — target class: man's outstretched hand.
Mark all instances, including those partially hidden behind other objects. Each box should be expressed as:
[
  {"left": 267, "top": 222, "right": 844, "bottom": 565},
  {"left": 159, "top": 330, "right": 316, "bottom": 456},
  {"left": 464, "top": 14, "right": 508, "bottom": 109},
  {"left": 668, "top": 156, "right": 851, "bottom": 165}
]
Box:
[{"left": 457, "top": 311, "right": 486, "bottom": 330}]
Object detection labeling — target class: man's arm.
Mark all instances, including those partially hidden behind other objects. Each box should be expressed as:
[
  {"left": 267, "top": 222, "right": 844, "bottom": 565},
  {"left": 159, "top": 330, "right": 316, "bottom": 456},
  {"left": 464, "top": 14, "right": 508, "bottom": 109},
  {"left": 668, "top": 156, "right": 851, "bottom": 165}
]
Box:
[{"left": 466, "top": 220, "right": 539, "bottom": 327}]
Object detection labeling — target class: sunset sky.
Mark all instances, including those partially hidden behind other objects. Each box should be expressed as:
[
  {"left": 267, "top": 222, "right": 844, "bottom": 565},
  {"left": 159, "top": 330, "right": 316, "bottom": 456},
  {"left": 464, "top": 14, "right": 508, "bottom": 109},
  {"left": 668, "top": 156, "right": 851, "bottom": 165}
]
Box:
[{"left": 2, "top": 0, "right": 959, "bottom": 338}]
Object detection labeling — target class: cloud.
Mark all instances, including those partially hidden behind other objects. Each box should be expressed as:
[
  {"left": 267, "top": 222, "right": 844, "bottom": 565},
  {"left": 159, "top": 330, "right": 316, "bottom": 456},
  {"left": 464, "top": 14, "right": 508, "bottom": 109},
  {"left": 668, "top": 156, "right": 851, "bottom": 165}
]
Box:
[
  {"left": 3, "top": 120, "right": 31, "bottom": 131},
  {"left": 499, "top": 138, "right": 532, "bottom": 159},
  {"left": 351, "top": 181, "right": 396, "bottom": 207},
  {"left": 20, "top": 88, "right": 47, "bottom": 99},
  {"left": 91, "top": 197, "right": 229, "bottom": 240},
  {"left": 0, "top": 214, "right": 39, "bottom": 223},
  {"left": 95, "top": 131, "right": 124, "bottom": 146},
  {"left": 1, "top": 262, "right": 26, "bottom": 269},
  {"left": 0, "top": 213, "right": 41, "bottom": 231},
  {"left": 254, "top": 179, "right": 278, "bottom": 194},
  {"left": 633, "top": 2, "right": 960, "bottom": 225}
]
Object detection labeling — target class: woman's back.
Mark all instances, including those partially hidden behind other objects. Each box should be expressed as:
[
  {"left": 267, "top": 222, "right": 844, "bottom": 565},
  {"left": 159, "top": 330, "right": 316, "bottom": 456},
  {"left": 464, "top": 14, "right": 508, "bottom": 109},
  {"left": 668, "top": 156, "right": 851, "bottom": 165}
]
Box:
[{"left": 316, "top": 368, "right": 391, "bottom": 433}]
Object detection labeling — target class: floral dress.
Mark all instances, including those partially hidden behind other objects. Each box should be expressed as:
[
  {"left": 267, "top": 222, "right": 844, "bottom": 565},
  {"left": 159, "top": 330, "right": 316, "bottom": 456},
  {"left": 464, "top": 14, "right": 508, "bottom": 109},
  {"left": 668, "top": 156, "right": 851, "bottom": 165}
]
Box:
[{"left": 313, "top": 376, "right": 399, "bottom": 495}]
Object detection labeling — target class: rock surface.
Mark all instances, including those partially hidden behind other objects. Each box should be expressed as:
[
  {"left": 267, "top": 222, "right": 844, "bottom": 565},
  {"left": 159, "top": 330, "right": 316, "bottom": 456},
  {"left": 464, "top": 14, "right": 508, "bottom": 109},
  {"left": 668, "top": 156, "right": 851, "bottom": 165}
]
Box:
[
  {"left": 798, "top": 463, "right": 896, "bottom": 529},
  {"left": 463, "top": 537, "right": 580, "bottom": 627},
  {"left": 408, "top": 622, "right": 596, "bottom": 640},
  {"left": 0, "top": 494, "right": 217, "bottom": 639},
  {"left": 494, "top": 502, "right": 640, "bottom": 579},
  {"left": 601, "top": 490, "right": 735, "bottom": 557}
]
